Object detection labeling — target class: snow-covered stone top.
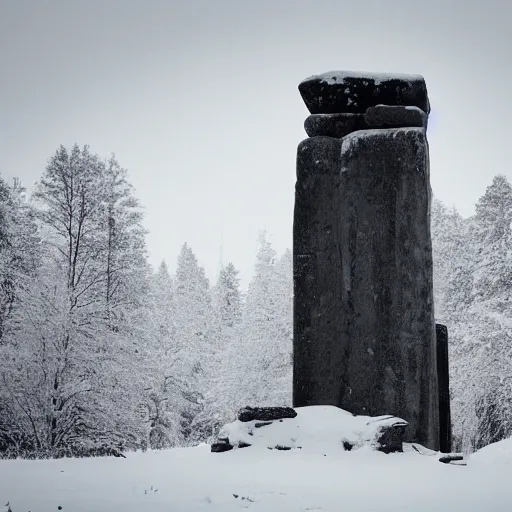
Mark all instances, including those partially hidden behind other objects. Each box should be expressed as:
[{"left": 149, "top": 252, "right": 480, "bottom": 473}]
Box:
[
  {"left": 341, "top": 126, "right": 424, "bottom": 149},
  {"left": 342, "top": 126, "right": 424, "bottom": 145},
  {"left": 374, "top": 104, "right": 425, "bottom": 112},
  {"left": 340, "top": 127, "right": 426, "bottom": 172},
  {"left": 404, "top": 105, "right": 426, "bottom": 113},
  {"left": 298, "top": 70, "right": 429, "bottom": 115},
  {"left": 300, "top": 70, "right": 425, "bottom": 86}
]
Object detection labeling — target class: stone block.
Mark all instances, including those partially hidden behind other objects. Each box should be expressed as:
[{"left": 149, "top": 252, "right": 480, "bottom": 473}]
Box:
[{"left": 299, "top": 71, "right": 429, "bottom": 114}]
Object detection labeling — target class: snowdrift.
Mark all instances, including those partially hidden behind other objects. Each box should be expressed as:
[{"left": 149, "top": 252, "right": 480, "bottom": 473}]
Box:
[
  {"left": 2, "top": 412, "right": 512, "bottom": 511},
  {"left": 2, "top": 436, "right": 512, "bottom": 511},
  {"left": 470, "top": 436, "right": 512, "bottom": 465}
]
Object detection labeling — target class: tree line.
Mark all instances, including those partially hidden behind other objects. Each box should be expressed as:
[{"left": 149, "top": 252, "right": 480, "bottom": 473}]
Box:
[
  {"left": 0, "top": 144, "right": 292, "bottom": 458},
  {"left": 432, "top": 175, "right": 512, "bottom": 452},
  {"left": 0, "top": 144, "right": 510, "bottom": 458}
]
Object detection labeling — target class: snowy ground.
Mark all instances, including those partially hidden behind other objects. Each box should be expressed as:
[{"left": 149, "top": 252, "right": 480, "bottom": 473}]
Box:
[{"left": 2, "top": 407, "right": 512, "bottom": 511}]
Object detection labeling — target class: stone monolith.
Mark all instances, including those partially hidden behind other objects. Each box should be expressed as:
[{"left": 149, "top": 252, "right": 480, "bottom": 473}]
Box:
[{"left": 293, "top": 71, "right": 440, "bottom": 450}]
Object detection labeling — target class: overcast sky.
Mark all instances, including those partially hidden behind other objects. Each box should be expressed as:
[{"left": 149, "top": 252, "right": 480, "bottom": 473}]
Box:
[{"left": 1, "top": 0, "right": 511, "bottom": 286}]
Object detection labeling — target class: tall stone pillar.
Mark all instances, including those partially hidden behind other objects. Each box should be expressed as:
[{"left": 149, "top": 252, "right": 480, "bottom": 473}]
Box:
[{"left": 293, "top": 71, "right": 440, "bottom": 450}]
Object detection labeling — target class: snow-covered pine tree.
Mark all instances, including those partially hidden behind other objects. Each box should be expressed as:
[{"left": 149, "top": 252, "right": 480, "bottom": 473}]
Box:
[
  {"left": 435, "top": 176, "right": 512, "bottom": 450},
  {"left": 195, "top": 261, "right": 245, "bottom": 436},
  {"left": 271, "top": 248, "right": 293, "bottom": 404},
  {"left": 431, "top": 196, "right": 479, "bottom": 450},
  {"left": 172, "top": 243, "right": 214, "bottom": 444},
  {"left": 431, "top": 197, "right": 467, "bottom": 323},
  {"left": 141, "top": 260, "right": 183, "bottom": 449},
  {"left": 100, "top": 155, "right": 149, "bottom": 329},
  {"left": 470, "top": 175, "right": 512, "bottom": 447},
  {"left": 151, "top": 260, "right": 176, "bottom": 355},
  {"left": 215, "top": 262, "right": 243, "bottom": 329},
  {"left": 238, "top": 233, "right": 292, "bottom": 407}
]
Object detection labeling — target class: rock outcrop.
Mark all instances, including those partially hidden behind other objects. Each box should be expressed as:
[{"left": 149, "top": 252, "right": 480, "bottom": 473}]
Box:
[
  {"left": 293, "top": 70, "right": 440, "bottom": 450},
  {"left": 211, "top": 406, "right": 408, "bottom": 454}
]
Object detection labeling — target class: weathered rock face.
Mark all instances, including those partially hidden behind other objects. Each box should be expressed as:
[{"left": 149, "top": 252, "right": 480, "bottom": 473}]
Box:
[
  {"left": 375, "top": 422, "right": 407, "bottom": 454},
  {"left": 436, "top": 324, "right": 452, "bottom": 453},
  {"left": 304, "top": 113, "right": 367, "bottom": 138},
  {"left": 364, "top": 105, "right": 427, "bottom": 129},
  {"left": 293, "top": 70, "right": 440, "bottom": 450},
  {"left": 303, "top": 106, "right": 426, "bottom": 139},
  {"left": 211, "top": 440, "right": 233, "bottom": 453}
]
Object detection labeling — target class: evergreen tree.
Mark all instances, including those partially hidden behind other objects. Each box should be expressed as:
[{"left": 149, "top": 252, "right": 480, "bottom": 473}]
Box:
[
  {"left": 271, "top": 248, "right": 293, "bottom": 404},
  {"left": 100, "top": 156, "right": 149, "bottom": 330},
  {"left": 197, "top": 261, "right": 244, "bottom": 435},
  {"left": 470, "top": 175, "right": 512, "bottom": 447},
  {"left": 433, "top": 177, "right": 512, "bottom": 450},
  {"left": 152, "top": 260, "right": 175, "bottom": 352},
  {"left": 215, "top": 262, "right": 242, "bottom": 328},
  {"left": 431, "top": 197, "right": 467, "bottom": 323},
  {"left": 473, "top": 175, "right": 512, "bottom": 306},
  {"left": 140, "top": 259, "right": 183, "bottom": 449},
  {"left": 239, "top": 233, "right": 292, "bottom": 407},
  {"left": 172, "top": 243, "right": 213, "bottom": 443}
]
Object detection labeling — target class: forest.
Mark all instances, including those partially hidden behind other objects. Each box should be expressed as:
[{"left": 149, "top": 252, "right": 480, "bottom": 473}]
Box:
[{"left": 0, "top": 144, "right": 510, "bottom": 458}]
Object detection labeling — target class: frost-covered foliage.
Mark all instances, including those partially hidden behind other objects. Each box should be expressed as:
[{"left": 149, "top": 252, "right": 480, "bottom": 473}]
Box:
[
  {"left": 0, "top": 146, "right": 151, "bottom": 458},
  {"left": 0, "top": 150, "right": 293, "bottom": 458},
  {"left": 0, "top": 177, "right": 40, "bottom": 339},
  {"left": 142, "top": 235, "right": 293, "bottom": 449},
  {"left": 432, "top": 175, "right": 512, "bottom": 451},
  {"left": 235, "top": 235, "right": 293, "bottom": 409},
  {"left": 8, "top": 144, "right": 512, "bottom": 460}
]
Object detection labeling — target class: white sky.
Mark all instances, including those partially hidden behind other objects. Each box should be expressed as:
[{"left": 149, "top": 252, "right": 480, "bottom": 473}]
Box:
[{"left": 1, "top": 0, "right": 511, "bottom": 287}]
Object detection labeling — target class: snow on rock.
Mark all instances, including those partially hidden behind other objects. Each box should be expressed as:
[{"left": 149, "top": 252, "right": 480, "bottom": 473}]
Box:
[
  {"left": 340, "top": 127, "right": 425, "bottom": 171},
  {"left": 299, "top": 70, "right": 429, "bottom": 115},
  {"left": 300, "top": 70, "right": 425, "bottom": 86},
  {"left": 215, "top": 405, "right": 407, "bottom": 453},
  {"left": 341, "top": 126, "right": 425, "bottom": 149},
  {"left": 405, "top": 105, "right": 426, "bottom": 113}
]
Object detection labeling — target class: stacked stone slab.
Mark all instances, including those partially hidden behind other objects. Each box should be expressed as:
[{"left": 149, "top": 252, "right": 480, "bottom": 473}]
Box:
[{"left": 293, "top": 71, "right": 440, "bottom": 450}]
